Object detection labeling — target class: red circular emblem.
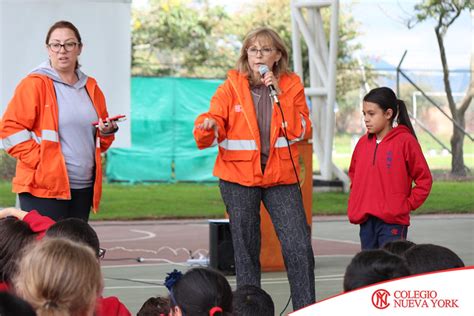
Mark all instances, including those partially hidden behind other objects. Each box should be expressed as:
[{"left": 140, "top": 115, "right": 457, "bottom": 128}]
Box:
[{"left": 372, "top": 289, "right": 390, "bottom": 309}]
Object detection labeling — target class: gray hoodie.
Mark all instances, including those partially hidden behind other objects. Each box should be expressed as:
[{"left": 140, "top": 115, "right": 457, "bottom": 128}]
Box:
[{"left": 31, "top": 61, "right": 98, "bottom": 189}]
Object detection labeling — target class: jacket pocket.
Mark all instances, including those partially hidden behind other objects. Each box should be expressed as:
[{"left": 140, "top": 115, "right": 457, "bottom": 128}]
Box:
[
  {"left": 277, "top": 145, "right": 299, "bottom": 160},
  {"left": 12, "top": 162, "right": 36, "bottom": 187},
  {"left": 389, "top": 193, "right": 411, "bottom": 215},
  {"left": 222, "top": 150, "right": 254, "bottom": 161},
  {"left": 33, "top": 142, "right": 66, "bottom": 191}
]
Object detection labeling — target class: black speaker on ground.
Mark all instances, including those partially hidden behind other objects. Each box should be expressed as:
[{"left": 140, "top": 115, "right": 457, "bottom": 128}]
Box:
[{"left": 209, "top": 219, "right": 235, "bottom": 275}]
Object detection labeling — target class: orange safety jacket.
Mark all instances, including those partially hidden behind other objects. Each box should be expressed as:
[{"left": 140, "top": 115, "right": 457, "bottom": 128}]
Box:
[
  {"left": 0, "top": 74, "right": 114, "bottom": 212},
  {"left": 194, "top": 70, "right": 312, "bottom": 187}
]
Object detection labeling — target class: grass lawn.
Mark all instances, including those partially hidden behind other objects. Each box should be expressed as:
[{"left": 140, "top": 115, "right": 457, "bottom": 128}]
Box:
[
  {"left": 313, "top": 180, "right": 474, "bottom": 215},
  {"left": 1, "top": 180, "right": 472, "bottom": 220},
  {"left": 326, "top": 132, "right": 474, "bottom": 172},
  {"left": 1, "top": 132, "right": 472, "bottom": 219}
]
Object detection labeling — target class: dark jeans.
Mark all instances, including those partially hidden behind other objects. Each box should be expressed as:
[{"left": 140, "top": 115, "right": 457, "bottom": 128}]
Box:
[
  {"left": 19, "top": 187, "right": 93, "bottom": 222},
  {"left": 359, "top": 215, "right": 408, "bottom": 250},
  {"left": 219, "top": 179, "right": 315, "bottom": 310}
]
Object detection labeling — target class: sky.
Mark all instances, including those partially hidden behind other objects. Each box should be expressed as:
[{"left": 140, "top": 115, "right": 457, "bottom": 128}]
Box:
[
  {"left": 132, "top": 0, "right": 472, "bottom": 70},
  {"left": 346, "top": 0, "right": 471, "bottom": 70}
]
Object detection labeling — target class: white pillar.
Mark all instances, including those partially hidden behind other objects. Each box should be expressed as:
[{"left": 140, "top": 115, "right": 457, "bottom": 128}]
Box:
[{"left": 290, "top": 0, "right": 349, "bottom": 190}]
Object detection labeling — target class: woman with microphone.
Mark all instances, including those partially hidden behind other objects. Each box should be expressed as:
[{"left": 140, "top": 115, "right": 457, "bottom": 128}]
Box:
[{"left": 194, "top": 27, "right": 314, "bottom": 311}]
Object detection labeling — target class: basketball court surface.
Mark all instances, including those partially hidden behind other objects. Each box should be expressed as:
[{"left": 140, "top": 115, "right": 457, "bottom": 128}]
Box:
[{"left": 93, "top": 214, "right": 474, "bottom": 314}]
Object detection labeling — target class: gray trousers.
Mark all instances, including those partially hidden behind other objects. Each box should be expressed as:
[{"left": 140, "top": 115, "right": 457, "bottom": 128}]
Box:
[{"left": 219, "top": 180, "right": 315, "bottom": 310}]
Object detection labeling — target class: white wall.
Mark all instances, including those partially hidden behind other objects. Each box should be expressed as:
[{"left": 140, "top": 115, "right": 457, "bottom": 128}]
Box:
[{"left": 0, "top": 0, "right": 131, "bottom": 147}]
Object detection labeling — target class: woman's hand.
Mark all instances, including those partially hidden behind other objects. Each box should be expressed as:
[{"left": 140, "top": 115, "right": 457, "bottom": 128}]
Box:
[
  {"left": 98, "top": 118, "right": 118, "bottom": 135},
  {"left": 261, "top": 70, "right": 280, "bottom": 94},
  {"left": 196, "top": 117, "right": 218, "bottom": 132}
]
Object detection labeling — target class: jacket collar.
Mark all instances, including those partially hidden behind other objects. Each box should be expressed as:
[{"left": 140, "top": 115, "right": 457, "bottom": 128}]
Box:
[
  {"left": 366, "top": 125, "right": 412, "bottom": 142},
  {"left": 226, "top": 70, "right": 260, "bottom": 141}
]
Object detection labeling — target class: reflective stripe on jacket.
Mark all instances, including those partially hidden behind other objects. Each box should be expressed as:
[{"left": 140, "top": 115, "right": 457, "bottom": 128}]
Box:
[
  {"left": 0, "top": 74, "right": 114, "bottom": 212},
  {"left": 193, "top": 70, "right": 312, "bottom": 187}
]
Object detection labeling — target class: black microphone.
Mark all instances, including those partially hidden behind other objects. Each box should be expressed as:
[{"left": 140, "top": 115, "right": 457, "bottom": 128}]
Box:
[{"left": 258, "top": 65, "right": 279, "bottom": 104}]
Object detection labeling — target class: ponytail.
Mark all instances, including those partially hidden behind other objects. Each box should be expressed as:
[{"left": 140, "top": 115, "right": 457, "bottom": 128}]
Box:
[
  {"left": 37, "top": 300, "right": 70, "bottom": 316},
  {"left": 396, "top": 99, "right": 417, "bottom": 138}
]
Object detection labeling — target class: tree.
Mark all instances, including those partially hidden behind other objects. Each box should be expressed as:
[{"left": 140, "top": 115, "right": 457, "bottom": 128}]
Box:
[
  {"left": 131, "top": 0, "right": 235, "bottom": 77},
  {"left": 408, "top": 0, "right": 473, "bottom": 176},
  {"left": 131, "top": 0, "right": 371, "bottom": 93}
]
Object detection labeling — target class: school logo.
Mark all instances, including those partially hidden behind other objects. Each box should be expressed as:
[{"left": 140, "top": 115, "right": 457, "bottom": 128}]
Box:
[
  {"left": 290, "top": 269, "right": 471, "bottom": 315},
  {"left": 372, "top": 289, "right": 390, "bottom": 309},
  {"left": 371, "top": 289, "right": 460, "bottom": 310}
]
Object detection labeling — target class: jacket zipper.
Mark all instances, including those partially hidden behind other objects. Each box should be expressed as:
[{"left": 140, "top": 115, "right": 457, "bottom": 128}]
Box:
[{"left": 372, "top": 143, "right": 379, "bottom": 165}]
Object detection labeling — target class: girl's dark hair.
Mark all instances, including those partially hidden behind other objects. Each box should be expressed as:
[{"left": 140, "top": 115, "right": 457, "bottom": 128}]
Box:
[
  {"left": 343, "top": 249, "right": 411, "bottom": 292},
  {"left": 233, "top": 285, "right": 274, "bottom": 316},
  {"left": 404, "top": 244, "right": 465, "bottom": 275},
  {"left": 137, "top": 296, "right": 170, "bottom": 316},
  {"left": 382, "top": 240, "right": 416, "bottom": 257},
  {"left": 170, "top": 268, "right": 233, "bottom": 316},
  {"left": 0, "top": 292, "right": 36, "bottom": 316},
  {"left": 363, "top": 87, "right": 416, "bottom": 138},
  {"left": 0, "top": 218, "right": 36, "bottom": 284},
  {"left": 45, "top": 218, "right": 100, "bottom": 258}
]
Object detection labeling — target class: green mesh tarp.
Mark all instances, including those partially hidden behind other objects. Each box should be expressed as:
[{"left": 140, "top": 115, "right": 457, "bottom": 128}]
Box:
[{"left": 106, "top": 77, "right": 223, "bottom": 182}]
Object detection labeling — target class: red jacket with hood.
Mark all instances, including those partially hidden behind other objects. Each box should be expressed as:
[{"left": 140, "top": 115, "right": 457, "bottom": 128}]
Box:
[{"left": 347, "top": 125, "right": 432, "bottom": 226}]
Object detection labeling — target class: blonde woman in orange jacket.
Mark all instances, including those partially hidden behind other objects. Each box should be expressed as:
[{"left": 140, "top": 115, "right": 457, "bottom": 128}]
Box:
[
  {"left": 0, "top": 21, "right": 117, "bottom": 221},
  {"left": 194, "top": 27, "right": 315, "bottom": 311}
]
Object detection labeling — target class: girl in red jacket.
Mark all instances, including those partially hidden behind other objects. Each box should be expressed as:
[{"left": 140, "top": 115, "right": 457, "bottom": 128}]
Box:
[{"left": 347, "top": 87, "right": 432, "bottom": 250}]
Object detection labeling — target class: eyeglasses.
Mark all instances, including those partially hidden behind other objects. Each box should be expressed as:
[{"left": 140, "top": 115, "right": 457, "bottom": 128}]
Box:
[
  {"left": 48, "top": 42, "right": 79, "bottom": 52},
  {"left": 247, "top": 47, "right": 275, "bottom": 56},
  {"left": 98, "top": 248, "right": 106, "bottom": 259}
]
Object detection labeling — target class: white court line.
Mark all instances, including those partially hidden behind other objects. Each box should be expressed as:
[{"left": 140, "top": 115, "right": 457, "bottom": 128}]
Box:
[
  {"left": 104, "top": 277, "right": 344, "bottom": 290},
  {"left": 102, "top": 262, "right": 184, "bottom": 269},
  {"left": 104, "top": 274, "right": 344, "bottom": 283},
  {"left": 101, "top": 255, "right": 353, "bottom": 269},
  {"left": 101, "top": 229, "right": 156, "bottom": 242},
  {"left": 104, "top": 271, "right": 344, "bottom": 282},
  {"left": 313, "top": 237, "right": 360, "bottom": 245},
  {"left": 105, "top": 285, "right": 163, "bottom": 290}
]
